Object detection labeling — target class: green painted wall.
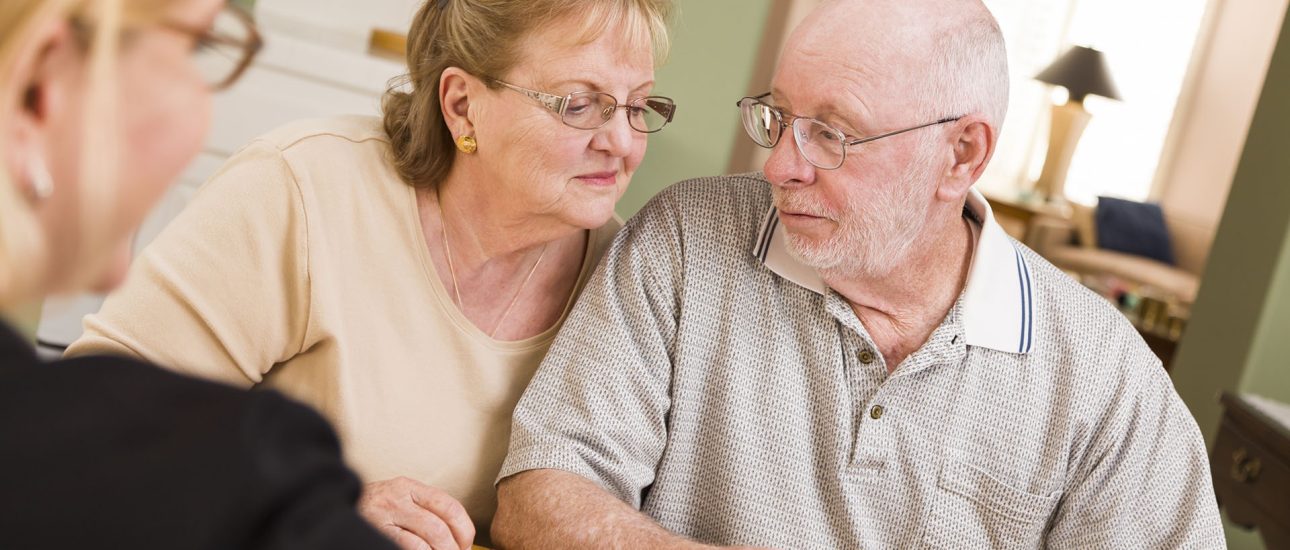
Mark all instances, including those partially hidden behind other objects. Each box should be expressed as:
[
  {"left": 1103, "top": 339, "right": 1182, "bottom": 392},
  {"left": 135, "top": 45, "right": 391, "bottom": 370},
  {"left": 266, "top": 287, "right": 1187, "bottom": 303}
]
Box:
[
  {"left": 1170, "top": 2, "right": 1290, "bottom": 548},
  {"left": 1172, "top": 0, "right": 1290, "bottom": 443},
  {"left": 1225, "top": 221, "right": 1290, "bottom": 550},
  {"left": 1242, "top": 228, "right": 1290, "bottom": 400},
  {"left": 616, "top": 0, "right": 773, "bottom": 218}
]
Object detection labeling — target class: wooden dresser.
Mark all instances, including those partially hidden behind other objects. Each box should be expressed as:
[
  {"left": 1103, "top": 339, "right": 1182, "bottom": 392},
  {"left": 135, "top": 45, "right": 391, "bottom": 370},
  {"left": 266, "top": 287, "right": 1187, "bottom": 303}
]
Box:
[{"left": 1212, "top": 392, "right": 1290, "bottom": 549}]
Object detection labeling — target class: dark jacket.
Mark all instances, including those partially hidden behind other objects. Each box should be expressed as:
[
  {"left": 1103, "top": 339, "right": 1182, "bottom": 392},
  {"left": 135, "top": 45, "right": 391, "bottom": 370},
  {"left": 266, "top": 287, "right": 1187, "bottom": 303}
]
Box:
[{"left": 0, "top": 321, "right": 396, "bottom": 549}]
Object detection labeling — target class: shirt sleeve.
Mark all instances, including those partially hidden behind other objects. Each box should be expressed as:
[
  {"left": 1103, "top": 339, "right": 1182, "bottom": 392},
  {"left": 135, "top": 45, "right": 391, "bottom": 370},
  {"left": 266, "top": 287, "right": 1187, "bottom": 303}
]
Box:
[
  {"left": 65, "top": 140, "right": 311, "bottom": 387},
  {"left": 1045, "top": 330, "right": 1225, "bottom": 548},
  {"left": 497, "top": 189, "right": 685, "bottom": 508}
]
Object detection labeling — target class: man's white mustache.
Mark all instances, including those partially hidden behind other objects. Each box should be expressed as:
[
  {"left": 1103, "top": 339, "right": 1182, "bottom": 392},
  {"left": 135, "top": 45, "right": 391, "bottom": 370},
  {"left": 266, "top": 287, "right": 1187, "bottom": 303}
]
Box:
[{"left": 773, "top": 191, "right": 835, "bottom": 220}]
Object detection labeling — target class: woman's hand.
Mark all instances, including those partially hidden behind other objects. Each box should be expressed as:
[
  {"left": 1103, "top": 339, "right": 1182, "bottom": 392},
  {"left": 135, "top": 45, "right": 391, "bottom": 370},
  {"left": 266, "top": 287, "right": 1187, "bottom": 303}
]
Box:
[{"left": 359, "top": 477, "right": 475, "bottom": 550}]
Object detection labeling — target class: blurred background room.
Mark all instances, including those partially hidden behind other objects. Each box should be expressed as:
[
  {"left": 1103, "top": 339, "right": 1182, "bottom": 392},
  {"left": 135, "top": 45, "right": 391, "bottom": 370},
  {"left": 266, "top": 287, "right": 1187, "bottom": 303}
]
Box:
[{"left": 20, "top": 0, "right": 1290, "bottom": 547}]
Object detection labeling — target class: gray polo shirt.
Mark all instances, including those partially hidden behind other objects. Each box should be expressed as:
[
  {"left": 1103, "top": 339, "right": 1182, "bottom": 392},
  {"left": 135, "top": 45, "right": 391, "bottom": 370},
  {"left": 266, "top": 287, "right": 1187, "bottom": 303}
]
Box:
[{"left": 499, "top": 174, "right": 1224, "bottom": 549}]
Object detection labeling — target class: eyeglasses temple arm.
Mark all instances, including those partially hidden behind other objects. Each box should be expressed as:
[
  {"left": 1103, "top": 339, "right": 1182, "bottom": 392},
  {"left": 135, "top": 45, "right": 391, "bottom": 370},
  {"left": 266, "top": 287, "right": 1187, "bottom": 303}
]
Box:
[
  {"left": 497, "top": 81, "right": 567, "bottom": 114},
  {"left": 845, "top": 116, "right": 963, "bottom": 146}
]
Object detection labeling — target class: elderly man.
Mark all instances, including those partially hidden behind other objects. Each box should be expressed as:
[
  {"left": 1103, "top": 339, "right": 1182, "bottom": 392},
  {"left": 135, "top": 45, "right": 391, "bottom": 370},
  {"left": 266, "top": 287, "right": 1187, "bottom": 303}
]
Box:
[{"left": 492, "top": 0, "right": 1224, "bottom": 548}]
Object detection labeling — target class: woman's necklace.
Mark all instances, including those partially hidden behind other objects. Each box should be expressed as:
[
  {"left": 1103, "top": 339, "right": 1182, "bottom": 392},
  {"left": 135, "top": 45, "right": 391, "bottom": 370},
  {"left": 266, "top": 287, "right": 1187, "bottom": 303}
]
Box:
[{"left": 436, "top": 192, "right": 549, "bottom": 339}]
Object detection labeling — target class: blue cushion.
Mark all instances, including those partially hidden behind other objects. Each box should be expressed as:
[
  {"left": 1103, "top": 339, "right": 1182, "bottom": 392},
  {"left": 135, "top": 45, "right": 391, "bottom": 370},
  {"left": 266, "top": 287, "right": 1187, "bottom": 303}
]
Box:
[{"left": 1095, "top": 196, "right": 1175, "bottom": 265}]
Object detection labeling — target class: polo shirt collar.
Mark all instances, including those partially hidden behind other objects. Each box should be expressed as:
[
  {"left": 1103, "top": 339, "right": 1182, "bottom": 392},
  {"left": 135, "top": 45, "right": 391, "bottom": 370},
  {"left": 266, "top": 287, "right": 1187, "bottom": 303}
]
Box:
[{"left": 752, "top": 188, "right": 1035, "bottom": 354}]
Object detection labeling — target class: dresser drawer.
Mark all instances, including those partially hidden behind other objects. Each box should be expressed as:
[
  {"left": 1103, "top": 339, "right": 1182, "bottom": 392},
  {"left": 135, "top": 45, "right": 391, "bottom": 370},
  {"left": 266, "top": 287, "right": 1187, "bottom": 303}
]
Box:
[
  {"left": 1212, "top": 418, "right": 1290, "bottom": 521},
  {"left": 1212, "top": 393, "right": 1290, "bottom": 549}
]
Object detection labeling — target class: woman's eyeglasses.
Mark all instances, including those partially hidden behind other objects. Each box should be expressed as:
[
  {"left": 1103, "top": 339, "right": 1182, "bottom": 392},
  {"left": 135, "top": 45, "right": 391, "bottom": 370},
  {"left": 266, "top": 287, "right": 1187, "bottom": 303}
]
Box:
[{"left": 492, "top": 79, "right": 677, "bottom": 134}]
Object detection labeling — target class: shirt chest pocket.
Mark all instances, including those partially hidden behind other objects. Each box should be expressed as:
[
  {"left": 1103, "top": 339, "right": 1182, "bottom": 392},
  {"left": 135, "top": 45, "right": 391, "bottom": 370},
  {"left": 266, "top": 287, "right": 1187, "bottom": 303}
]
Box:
[{"left": 922, "top": 460, "right": 1059, "bottom": 549}]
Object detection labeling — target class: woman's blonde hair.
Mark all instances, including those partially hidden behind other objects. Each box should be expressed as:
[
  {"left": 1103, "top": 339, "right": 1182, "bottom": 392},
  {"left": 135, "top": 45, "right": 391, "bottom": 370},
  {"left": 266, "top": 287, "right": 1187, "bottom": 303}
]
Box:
[
  {"left": 382, "top": 0, "right": 674, "bottom": 190},
  {"left": 0, "top": 0, "right": 168, "bottom": 309}
]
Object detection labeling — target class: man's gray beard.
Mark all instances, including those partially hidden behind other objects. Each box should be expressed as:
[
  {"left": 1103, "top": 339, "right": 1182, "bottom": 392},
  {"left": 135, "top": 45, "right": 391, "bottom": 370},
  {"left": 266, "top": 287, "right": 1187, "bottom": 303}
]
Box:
[{"left": 777, "top": 149, "right": 936, "bottom": 279}]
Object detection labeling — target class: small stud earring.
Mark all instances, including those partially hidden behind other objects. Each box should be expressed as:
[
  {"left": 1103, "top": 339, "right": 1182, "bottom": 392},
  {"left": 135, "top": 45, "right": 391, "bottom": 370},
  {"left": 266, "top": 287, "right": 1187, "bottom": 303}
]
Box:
[
  {"left": 25, "top": 155, "right": 54, "bottom": 203},
  {"left": 455, "top": 135, "right": 478, "bottom": 154}
]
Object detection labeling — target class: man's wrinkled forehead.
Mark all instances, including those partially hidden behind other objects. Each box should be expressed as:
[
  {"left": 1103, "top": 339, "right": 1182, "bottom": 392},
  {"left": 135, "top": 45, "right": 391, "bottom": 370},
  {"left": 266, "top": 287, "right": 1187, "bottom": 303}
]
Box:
[{"left": 772, "top": 1, "right": 931, "bottom": 111}]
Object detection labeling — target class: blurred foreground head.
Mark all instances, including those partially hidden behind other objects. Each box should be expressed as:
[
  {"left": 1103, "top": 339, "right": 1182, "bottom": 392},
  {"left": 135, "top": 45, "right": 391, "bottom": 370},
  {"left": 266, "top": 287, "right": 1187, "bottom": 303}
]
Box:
[{"left": 0, "top": 0, "right": 252, "bottom": 309}]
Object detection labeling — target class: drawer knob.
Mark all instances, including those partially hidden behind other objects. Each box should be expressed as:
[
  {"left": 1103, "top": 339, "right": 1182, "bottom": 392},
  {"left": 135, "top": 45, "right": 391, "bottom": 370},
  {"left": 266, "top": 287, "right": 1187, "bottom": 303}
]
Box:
[{"left": 1231, "top": 448, "right": 1262, "bottom": 483}]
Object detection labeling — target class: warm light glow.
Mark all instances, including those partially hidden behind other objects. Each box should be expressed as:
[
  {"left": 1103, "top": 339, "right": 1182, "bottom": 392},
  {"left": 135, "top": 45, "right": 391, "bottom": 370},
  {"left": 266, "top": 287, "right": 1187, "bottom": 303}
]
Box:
[
  {"left": 1062, "top": 0, "right": 1209, "bottom": 204},
  {"left": 1049, "top": 87, "right": 1070, "bottom": 106},
  {"left": 979, "top": 0, "right": 1209, "bottom": 205}
]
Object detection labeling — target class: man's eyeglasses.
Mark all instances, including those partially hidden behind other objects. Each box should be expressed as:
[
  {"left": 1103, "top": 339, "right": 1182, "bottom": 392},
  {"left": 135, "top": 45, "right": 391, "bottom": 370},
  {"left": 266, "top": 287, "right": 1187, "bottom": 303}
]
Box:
[
  {"left": 493, "top": 80, "right": 677, "bottom": 134},
  {"left": 736, "top": 93, "right": 960, "bottom": 170},
  {"left": 165, "top": 4, "right": 262, "bottom": 91}
]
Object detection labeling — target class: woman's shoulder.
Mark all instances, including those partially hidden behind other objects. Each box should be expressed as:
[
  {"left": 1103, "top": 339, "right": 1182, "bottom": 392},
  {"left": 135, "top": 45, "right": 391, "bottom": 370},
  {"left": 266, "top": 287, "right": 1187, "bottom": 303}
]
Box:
[
  {"left": 209, "top": 114, "right": 407, "bottom": 207},
  {"left": 207, "top": 115, "right": 393, "bottom": 191},
  {"left": 253, "top": 115, "right": 390, "bottom": 153},
  {"left": 16, "top": 352, "right": 268, "bottom": 419},
  {"left": 4, "top": 351, "right": 345, "bottom": 479}
]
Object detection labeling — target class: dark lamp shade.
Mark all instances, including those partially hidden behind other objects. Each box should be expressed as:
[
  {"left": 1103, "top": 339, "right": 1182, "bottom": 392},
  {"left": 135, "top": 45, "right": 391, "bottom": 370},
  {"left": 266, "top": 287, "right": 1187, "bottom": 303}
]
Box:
[{"left": 1035, "top": 45, "right": 1122, "bottom": 103}]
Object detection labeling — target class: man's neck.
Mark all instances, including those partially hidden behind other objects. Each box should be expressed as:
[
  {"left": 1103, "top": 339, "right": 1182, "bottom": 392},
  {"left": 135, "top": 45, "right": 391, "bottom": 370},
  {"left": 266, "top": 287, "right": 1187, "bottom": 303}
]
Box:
[{"left": 821, "top": 208, "right": 975, "bottom": 372}]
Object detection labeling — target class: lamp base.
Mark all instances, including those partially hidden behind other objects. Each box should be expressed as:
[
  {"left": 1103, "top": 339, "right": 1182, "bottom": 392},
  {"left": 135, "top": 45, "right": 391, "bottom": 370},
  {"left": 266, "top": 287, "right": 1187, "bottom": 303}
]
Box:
[{"left": 1034, "top": 101, "right": 1092, "bottom": 203}]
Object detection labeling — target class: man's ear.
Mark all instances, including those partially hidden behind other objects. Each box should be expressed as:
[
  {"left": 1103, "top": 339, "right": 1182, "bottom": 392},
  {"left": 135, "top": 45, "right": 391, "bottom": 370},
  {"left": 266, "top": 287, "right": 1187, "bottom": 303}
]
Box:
[
  {"left": 936, "top": 114, "right": 996, "bottom": 202},
  {"left": 439, "top": 67, "right": 480, "bottom": 141}
]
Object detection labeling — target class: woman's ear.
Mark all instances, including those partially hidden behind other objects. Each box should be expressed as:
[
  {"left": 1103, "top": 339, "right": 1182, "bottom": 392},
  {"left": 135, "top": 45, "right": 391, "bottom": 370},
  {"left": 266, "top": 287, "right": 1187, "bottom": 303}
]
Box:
[
  {"left": 439, "top": 67, "right": 478, "bottom": 139},
  {"left": 4, "top": 18, "right": 81, "bottom": 183}
]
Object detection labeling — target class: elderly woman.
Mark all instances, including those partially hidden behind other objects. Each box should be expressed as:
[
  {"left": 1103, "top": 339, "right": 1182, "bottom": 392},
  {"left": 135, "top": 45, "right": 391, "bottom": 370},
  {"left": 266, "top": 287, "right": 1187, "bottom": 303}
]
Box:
[
  {"left": 67, "top": 0, "right": 675, "bottom": 547},
  {"left": 0, "top": 0, "right": 393, "bottom": 547}
]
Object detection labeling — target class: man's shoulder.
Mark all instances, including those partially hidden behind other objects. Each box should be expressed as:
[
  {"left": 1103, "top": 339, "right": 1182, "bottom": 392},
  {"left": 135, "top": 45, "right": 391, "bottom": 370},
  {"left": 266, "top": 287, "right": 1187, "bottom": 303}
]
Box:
[
  {"left": 1022, "top": 245, "right": 1133, "bottom": 332},
  {"left": 1019, "top": 243, "right": 1164, "bottom": 379},
  {"left": 630, "top": 172, "right": 773, "bottom": 240},
  {"left": 652, "top": 171, "right": 772, "bottom": 204}
]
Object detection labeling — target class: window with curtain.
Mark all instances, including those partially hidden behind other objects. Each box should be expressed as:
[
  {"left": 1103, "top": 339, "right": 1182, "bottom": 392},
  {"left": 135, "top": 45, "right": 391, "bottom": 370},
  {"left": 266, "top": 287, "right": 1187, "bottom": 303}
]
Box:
[{"left": 979, "top": 0, "right": 1211, "bottom": 205}]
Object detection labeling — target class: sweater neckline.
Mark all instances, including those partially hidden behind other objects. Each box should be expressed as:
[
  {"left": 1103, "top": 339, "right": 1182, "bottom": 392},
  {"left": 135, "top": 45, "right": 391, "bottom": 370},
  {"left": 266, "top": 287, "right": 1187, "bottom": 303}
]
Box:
[{"left": 405, "top": 185, "right": 602, "bottom": 353}]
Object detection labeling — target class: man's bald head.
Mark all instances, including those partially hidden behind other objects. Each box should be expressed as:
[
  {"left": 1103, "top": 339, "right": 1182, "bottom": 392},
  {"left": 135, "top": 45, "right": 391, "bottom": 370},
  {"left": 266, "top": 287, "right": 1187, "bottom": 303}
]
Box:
[{"left": 784, "top": 0, "right": 1009, "bottom": 131}]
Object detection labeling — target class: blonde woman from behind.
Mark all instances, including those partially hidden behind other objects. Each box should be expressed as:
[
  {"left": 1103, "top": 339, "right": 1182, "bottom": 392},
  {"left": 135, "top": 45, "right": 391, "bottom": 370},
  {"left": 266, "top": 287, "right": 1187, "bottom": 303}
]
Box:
[{"left": 0, "top": 1, "right": 395, "bottom": 547}]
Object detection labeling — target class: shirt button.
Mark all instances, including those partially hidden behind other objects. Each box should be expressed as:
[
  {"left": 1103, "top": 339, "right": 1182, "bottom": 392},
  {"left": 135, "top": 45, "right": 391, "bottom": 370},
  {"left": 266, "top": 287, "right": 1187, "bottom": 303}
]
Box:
[
  {"left": 859, "top": 350, "right": 876, "bottom": 364},
  {"left": 870, "top": 405, "right": 884, "bottom": 420}
]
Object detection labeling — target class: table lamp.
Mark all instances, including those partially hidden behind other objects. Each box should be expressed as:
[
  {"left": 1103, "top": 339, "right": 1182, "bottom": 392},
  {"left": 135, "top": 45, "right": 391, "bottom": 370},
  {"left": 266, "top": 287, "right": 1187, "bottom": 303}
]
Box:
[{"left": 1033, "top": 45, "right": 1122, "bottom": 203}]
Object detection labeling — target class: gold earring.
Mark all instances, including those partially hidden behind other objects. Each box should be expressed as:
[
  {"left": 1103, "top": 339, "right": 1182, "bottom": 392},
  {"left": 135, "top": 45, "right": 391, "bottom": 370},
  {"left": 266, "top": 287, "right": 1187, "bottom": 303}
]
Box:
[{"left": 455, "top": 135, "right": 478, "bottom": 154}]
